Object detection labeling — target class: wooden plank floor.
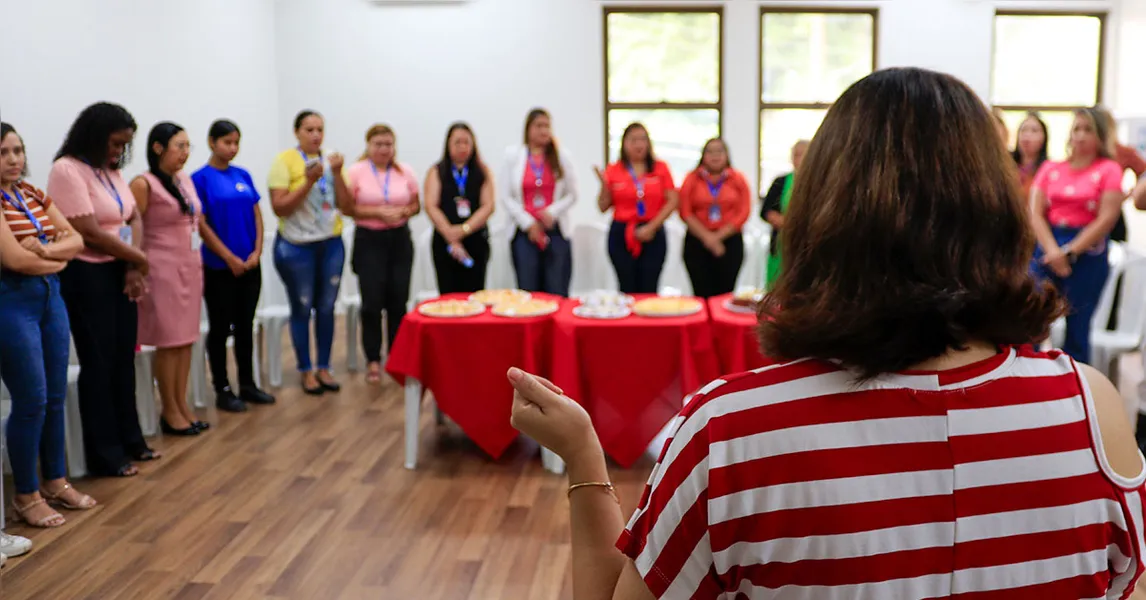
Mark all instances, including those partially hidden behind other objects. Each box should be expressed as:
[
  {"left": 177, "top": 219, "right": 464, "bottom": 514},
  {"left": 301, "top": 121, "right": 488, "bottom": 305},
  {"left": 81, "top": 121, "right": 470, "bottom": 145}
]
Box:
[
  {"left": 0, "top": 333, "right": 654, "bottom": 600},
  {"left": 3, "top": 336, "right": 1146, "bottom": 599}
]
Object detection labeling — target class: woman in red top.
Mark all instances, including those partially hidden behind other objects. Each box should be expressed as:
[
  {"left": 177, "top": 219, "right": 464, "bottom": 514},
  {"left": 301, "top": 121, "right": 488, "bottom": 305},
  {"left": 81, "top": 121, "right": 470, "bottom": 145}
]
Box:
[
  {"left": 1011, "top": 111, "right": 1048, "bottom": 201},
  {"left": 677, "top": 138, "right": 751, "bottom": 298},
  {"left": 595, "top": 123, "right": 678, "bottom": 294},
  {"left": 508, "top": 68, "right": 1146, "bottom": 599}
]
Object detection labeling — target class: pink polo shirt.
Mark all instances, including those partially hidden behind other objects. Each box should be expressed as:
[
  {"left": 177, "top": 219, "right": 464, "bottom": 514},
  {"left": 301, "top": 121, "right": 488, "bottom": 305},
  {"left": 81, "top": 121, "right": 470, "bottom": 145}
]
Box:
[
  {"left": 345, "top": 160, "right": 418, "bottom": 230},
  {"left": 1032, "top": 158, "right": 1124, "bottom": 229},
  {"left": 46, "top": 156, "right": 137, "bottom": 263},
  {"left": 521, "top": 155, "right": 556, "bottom": 218}
]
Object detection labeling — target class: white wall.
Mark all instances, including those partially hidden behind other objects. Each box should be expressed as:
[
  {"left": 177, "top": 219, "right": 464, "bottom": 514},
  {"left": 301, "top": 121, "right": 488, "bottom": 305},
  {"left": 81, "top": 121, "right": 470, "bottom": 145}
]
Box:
[{"left": 2, "top": 0, "right": 284, "bottom": 299}]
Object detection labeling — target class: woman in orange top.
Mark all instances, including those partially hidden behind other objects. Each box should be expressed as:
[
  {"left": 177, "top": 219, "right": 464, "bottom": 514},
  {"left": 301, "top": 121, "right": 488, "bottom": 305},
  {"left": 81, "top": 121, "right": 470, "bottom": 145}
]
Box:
[
  {"left": 678, "top": 138, "right": 751, "bottom": 298},
  {"left": 595, "top": 123, "right": 678, "bottom": 294}
]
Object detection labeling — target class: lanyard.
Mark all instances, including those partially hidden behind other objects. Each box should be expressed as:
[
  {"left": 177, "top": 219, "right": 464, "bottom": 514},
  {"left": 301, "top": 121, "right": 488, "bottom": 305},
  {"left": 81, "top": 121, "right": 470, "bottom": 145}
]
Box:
[
  {"left": 298, "top": 148, "right": 328, "bottom": 195},
  {"left": 706, "top": 172, "right": 727, "bottom": 200},
  {"left": 528, "top": 155, "right": 545, "bottom": 188},
  {"left": 452, "top": 166, "right": 469, "bottom": 196},
  {"left": 626, "top": 165, "right": 645, "bottom": 199},
  {"left": 371, "top": 162, "right": 392, "bottom": 203},
  {"left": 1, "top": 187, "right": 47, "bottom": 241},
  {"left": 92, "top": 167, "right": 125, "bottom": 215}
]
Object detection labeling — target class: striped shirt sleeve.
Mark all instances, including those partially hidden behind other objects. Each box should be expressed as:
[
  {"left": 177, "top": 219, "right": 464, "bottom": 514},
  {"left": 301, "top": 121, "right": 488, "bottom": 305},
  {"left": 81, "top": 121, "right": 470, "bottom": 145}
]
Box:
[{"left": 617, "top": 390, "right": 724, "bottom": 599}]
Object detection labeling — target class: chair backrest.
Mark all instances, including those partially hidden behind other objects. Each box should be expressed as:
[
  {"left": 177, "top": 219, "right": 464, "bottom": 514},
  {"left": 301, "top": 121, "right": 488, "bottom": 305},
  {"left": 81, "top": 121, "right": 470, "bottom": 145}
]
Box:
[
  {"left": 486, "top": 221, "right": 517, "bottom": 290},
  {"left": 737, "top": 221, "right": 767, "bottom": 291},
  {"left": 570, "top": 221, "right": 617, "bottom": 295},
  {"left": 409, "top": 225, "right": 438, "bottom": 305},
  {"left": 659, "top": 218, "right": 693, "bottom": 296},
  {"left": 1105, "top": 248, "right": 1146, "bottom": 340}
]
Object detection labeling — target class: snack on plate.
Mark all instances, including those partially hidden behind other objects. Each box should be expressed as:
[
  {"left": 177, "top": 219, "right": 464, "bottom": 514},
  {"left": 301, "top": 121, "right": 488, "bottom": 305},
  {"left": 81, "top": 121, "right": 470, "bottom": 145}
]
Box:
[
  {"left": 577, "top": 290, "right": 635, "bottom": 307},
  {"left": 732, "top": 288, "right": 765, "bottom": 307},
  {"left": 470, "top": 289, "right": 531, "bottom": 306},
  {"left": 573, "top": 305, "right": 632, "bottom": 320},
  {"left": 632, "top": 297, "right": 704, "bottom": 317},
  {"left": 492, "top": 298, "right": 559, "bottom": 318},
  {"left": 418, "top": 299, "right": 485, "bottom": 318}
]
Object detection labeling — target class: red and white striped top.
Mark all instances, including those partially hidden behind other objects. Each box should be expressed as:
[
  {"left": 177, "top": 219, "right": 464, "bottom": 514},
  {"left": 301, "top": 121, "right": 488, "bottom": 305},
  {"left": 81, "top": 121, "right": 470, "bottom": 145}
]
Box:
[
  {"left": 618, "top": 346, "right": 1146, "bottom": 599},
  {"left": 2, "top": 181, "right": 56, "bottom": 243}
]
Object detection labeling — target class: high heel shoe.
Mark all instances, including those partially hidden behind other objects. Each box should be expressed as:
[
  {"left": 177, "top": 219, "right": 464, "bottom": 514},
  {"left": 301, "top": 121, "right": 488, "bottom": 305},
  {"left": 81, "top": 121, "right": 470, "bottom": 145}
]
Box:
[{"left": 160, "top": 417, "right": 200, "bottom": 436}]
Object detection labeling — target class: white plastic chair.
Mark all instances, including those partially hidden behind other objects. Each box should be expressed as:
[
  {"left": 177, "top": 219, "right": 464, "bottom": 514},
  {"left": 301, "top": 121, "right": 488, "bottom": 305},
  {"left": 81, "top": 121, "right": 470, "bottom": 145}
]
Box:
[
  {"left": 737, "top": 221, "right": 766, "bottom": 291},
  {"left": 1, "top": 365, "right": 87, "bottom": 479},
  {"left": 486, "top": 221, "right": 516, "bottom": 290},
  {"left": 340, "top": 293, "right": 363, "bottom": 373},
  {"left": 190, "top": 320, "right": 210, "bottom": 409},
  {"left": 570, "top": 221, "right": 616, "bottom": 295},
  {"left": 135, "top": 346, "right": 159, "bottom": 437},
  {"left": 254, "top": 305, "right": 291, "bottom": 388},
  {"left": 659, "top": 219, "right": 693, "bottom": 296},
  {"left": 1091, "top": 248, "right": 1146, "bottom": 417},
  {"left": 409, "top": 226, "right": 438, "bottom": 306}
]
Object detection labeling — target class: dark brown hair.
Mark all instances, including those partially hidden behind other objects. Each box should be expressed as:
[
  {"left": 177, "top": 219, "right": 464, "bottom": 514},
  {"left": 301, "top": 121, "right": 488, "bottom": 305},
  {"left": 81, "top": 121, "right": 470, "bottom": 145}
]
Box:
[
  {"left": 695, "top": 137, "right": 731, "bottom": 171},
  {"left": 618, "top": 122, "right": 655, "bottom": 171},
  {"left": 758, "top": 67, "right": 1062, "bottom": 378},
  {"left": 523, "top": 108, "right": 563, "bottom": 180}
]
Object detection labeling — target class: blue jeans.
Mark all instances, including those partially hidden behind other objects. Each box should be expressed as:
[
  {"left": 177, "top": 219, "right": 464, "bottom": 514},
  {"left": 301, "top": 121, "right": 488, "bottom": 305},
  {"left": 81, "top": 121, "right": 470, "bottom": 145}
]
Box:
[
  {"left": 0, "top": 273, "right": 70, "bottom": 493},
  {"left": 273, "top": 236, "right": 345, "bottom": 372},
  {"left": 1033, "top": 227, "right": 1110, "bottom": 363},
  {"left": 511, "top": 226, "right": 572, "bottom": 297}
]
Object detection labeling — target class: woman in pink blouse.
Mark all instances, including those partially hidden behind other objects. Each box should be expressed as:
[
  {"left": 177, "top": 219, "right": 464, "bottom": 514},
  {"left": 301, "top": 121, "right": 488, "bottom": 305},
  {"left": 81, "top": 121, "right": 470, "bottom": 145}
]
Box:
[
  {"left": 47, "top": 102, "right": 158, "bottom": 478},
  {"left": 345, "top": 124, "right": 420, "bottom": 384},
  {"left": 1030, "top": 107, "right": 1125, "bottom": 363},
  {"left": 129, "top": 122, "right": 206, "bottom": 436}
]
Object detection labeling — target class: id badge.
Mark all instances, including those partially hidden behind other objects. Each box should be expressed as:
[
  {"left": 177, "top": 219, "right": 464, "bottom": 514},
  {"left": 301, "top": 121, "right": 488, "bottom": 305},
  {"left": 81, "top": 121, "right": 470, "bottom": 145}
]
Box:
[
  {"left": 118, "top": 225, "right": 133, "bottom": 245},
  {"left": 532, "top": 195, "right": 546, "bottom": 210},
  {"left": 636, "top": 200, "right": 647, "bottom": 218},
  {"left": 456, "top": 198, "right": 472, "bottom": 218},
  {"left": 709, "top": 204, "right": 722, "bottom": 222},
  {"left": 191, "top": 230, "right": 202, "bottom": 252}
]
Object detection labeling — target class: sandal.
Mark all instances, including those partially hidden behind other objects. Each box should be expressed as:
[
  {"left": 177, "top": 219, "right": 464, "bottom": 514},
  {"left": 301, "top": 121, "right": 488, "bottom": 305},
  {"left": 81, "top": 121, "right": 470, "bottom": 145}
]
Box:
[
  {"left": 133, "top": 447, "right": 162, "bottom": 462},
  {"left": 10, "top": 498, "right": 66, "bottom": 528},
  {"left": 42, "top": 484, "right": 97, "bottom": 510},
  {"left": 110, "top": 463, "right": 139, "bottom": 478},
  {"left": 366, "top": 363, "right": 382, "bottom": 384}
]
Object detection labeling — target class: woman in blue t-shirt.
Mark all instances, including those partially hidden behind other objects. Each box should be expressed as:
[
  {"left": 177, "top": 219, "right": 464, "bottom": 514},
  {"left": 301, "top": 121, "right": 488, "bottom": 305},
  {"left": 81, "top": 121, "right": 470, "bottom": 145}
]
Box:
[{"left": 192, "top": 120, "right": 275, "bottom": 413}]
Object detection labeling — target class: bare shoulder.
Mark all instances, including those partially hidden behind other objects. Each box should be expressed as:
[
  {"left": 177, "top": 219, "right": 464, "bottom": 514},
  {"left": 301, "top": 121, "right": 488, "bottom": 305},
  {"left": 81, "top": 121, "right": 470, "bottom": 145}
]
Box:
[
  {"left": 1078, "top": 363, "right": 1144, "bottom": 482},
  {"left": 129, "top": 176, "right": 150, "bottom": 194}
]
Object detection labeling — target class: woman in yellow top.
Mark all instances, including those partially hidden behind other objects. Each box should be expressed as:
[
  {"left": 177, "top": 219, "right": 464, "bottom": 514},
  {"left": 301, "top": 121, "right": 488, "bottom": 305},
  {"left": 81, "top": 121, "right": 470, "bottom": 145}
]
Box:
[{"left": 268, "top": 110, "right": 353, "bottom": 395}]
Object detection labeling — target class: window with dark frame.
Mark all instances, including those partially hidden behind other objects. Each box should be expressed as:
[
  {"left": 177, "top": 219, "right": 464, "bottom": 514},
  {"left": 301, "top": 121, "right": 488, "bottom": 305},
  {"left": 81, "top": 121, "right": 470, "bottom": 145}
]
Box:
[
  {"left": 603, "top": 6, "right": 723, "bottom": 182},
  {"left": 992, "top": 11, "right": 1106, "bottom": 161},
  {"left": 758, "top": 8, "right": 877, "bottom": 195}
]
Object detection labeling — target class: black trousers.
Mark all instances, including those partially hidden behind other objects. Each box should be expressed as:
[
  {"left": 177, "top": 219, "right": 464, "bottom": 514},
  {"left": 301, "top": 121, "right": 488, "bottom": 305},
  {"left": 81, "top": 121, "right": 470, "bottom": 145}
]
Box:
[
  {"left": 607, "top": 221, "right": 666, "bottom": 294},
  {"left": 203, "top": 265, "right": 261, "bottom": 393},
  {"left": 683, "top": 232, "right": 744, "bottom": 298},
  {"left": 432, "top": 231, "right": 490, "bottom": 294},
  {"left": 58, "top": 259, "right": 146, "bottom": 475},
  {"left": 352, "top": 226, "right": 414, "bottom": 363}
]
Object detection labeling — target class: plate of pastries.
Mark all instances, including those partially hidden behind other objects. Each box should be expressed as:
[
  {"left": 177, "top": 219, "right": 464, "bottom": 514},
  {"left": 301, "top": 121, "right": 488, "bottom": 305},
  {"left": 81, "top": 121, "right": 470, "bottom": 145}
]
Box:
[
  {"left": 724, "top": 288, "right": 765, "bottom": 314},
  {"left": 492, "top": 298, "right": 560, "bottom": 318},
  {"left": 418, "top": 299, "right": 486, "bottom": 318},
  {"left": 470, "top": 289, "right": 531, "bottom": 306},
  {"left": 575, "top": 290, "right": 635, "bottom": 308},
  {"left": 573, "top": 304, "right": 632, "bottom": 320},
  {"left": 632, "top": 296, "right": 704, "bottom": 318}
]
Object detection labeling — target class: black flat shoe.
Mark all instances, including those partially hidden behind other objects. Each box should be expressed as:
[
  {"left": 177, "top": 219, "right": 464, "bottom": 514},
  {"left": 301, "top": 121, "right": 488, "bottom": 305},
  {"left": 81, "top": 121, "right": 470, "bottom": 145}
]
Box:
[
  {"left": 160, "top": 418, "right": 200, "bottom": 436},
  {"left": 317, "top": 378, "right": 341, "bottom": 393},
  {"left": 303, "top": 382, "right": 325, "bottom": 396},
  {"left": 192, "top": 421, "right": 211, "bottom": 432},
  {"left": 240, "top": 385, "right": 276, "bottom": 405},
  {"left": 216, "top": 389, "right": 248, "bottom": 413}
]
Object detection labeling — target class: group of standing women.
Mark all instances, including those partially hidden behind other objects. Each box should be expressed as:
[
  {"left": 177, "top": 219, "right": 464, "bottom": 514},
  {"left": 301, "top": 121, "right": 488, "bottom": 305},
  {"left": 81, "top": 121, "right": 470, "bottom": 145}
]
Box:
[{"left": 0, "top": 103, "right": 274, "bottom": 541}]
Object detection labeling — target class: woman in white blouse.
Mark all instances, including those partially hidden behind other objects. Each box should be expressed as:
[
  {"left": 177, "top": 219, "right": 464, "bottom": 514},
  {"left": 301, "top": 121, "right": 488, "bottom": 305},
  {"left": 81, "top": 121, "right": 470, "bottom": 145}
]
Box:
[{"left": 500, "top": 108, "right": 578, "bottom": 296}]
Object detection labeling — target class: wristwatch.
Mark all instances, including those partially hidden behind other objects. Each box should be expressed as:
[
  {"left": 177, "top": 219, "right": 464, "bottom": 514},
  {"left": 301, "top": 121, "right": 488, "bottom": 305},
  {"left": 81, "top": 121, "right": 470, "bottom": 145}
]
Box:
[
  {"left": 1063, "top": 247, "right": 1078, "bottom": 263},
  {"left": 461, "top": 223, "right": 472, "bottom": 235}
]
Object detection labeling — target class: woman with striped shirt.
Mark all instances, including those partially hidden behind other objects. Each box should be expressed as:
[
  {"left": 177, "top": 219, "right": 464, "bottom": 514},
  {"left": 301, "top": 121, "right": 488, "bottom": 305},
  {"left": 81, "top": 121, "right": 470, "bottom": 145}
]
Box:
[
  {"left": 0, "top": 123, "right": 93, "bottom": 531},
  {"left": 509, "top": 68, "right": 1146, "bottom": 599}
]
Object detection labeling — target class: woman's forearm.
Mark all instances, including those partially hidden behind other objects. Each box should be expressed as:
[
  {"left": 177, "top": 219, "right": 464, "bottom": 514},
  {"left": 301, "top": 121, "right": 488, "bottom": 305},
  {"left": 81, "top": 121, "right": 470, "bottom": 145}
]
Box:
[
  {"left": 271, "top": 184, "right": 312, "bottom": 217},
  {"left": 200, "top": 221, "right": 238, "bottom": 263},
  {"left": 567, "top": 445, "right": 630, "bottom": 600},
  {"left": 41, "top": 233, "right": 84, "bottom": 262},
  {"left": 1068, "top": 206, "right": 1120, "bottom": 253},
  {"left": 683, "top": 215, "right": 711, "bottom": 240},
  {"left": 598, "top": 188, "right": 613, "bottom": 213}
]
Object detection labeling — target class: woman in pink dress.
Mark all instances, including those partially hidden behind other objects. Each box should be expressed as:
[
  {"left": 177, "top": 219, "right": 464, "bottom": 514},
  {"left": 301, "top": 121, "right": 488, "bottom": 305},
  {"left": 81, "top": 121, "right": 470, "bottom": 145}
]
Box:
[{"left": 129, "top": 122, "right": 205, "bottom": 436}]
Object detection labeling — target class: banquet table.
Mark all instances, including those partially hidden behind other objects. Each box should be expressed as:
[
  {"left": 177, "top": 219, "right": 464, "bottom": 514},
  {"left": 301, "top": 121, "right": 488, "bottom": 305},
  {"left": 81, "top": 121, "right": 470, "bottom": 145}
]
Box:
[
  {"left": 707, "top": 293, "right": 774, "bottom": 373},
  {"left": 385, "top": 292, "right": 565, "bottom": 471},
  {"left": 549, "top": 296, "right": 721, "bottom": 468}
]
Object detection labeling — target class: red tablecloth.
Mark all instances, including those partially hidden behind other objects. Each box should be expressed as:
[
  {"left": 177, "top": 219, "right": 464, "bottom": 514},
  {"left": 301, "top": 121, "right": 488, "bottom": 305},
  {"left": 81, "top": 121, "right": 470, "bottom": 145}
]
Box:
[
  {"left": 385, "top": 293, "right": 564, "bottom": 459},
  {"left": 550, "top": 296, "right": 720, "bottom": 467},
  {"left": 708, "top": 294, "right": 774, "bottom": 373}
]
